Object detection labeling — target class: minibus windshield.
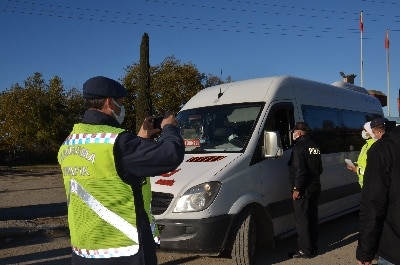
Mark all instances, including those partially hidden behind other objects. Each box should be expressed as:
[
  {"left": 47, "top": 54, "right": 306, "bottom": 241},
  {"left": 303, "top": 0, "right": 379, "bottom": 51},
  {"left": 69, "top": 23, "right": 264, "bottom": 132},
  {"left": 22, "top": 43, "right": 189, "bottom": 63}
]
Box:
[{"left": 176, "top": 103, "right": 263, "bottom": 153}]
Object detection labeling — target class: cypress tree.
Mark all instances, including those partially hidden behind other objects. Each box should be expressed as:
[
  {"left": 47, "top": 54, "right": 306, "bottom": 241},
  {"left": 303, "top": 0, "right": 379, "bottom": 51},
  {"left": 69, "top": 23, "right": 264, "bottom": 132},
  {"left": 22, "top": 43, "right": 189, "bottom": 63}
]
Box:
[{"left": 136, "top": 32, "right": 152, "bottom": 131}]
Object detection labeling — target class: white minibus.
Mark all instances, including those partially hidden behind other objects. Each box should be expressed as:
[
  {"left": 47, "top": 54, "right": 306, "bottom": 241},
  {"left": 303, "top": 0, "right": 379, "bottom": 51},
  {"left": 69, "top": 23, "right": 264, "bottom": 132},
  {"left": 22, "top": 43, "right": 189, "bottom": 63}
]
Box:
[{"left": 151, "top": 75, "right": 383, "bottom": 265}]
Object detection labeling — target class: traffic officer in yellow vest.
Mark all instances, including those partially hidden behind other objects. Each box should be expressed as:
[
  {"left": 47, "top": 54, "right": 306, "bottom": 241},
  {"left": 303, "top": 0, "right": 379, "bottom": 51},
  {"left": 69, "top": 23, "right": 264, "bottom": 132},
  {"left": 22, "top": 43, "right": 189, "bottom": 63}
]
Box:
[{"left": 58, "top": 76, "right": 184, "bottom": 265}]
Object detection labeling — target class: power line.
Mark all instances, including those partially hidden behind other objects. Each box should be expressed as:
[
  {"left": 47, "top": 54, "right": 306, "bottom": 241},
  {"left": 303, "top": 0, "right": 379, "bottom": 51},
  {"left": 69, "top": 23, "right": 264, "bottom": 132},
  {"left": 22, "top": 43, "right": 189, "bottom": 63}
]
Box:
[{"left": 1, "top": 0, "right": 399, "bottom": 39}]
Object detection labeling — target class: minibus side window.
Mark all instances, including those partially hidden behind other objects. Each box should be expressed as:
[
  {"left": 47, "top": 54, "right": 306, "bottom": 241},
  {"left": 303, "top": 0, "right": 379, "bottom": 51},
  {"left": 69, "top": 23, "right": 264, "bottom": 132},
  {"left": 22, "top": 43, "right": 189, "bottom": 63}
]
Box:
[{"left": 302, "top": 104, "right": 380, "bottom": 154}]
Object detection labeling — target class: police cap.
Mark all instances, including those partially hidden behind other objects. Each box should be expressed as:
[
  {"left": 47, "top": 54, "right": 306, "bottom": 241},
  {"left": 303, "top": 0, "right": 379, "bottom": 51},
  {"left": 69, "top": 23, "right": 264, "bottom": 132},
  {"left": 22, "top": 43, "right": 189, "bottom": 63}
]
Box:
[
  {"left": 370, "top": 117, "right": 387, "bottom": 128},
  {"left": 83, "top": 76, "right": 127, "bottom": 100}
]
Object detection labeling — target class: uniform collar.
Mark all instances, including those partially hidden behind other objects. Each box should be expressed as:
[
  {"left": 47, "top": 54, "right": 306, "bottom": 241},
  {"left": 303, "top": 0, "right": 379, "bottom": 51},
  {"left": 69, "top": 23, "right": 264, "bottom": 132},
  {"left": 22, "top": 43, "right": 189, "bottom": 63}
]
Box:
[{"left": 81, "top": 109, "right": 121, "bottom": 128}]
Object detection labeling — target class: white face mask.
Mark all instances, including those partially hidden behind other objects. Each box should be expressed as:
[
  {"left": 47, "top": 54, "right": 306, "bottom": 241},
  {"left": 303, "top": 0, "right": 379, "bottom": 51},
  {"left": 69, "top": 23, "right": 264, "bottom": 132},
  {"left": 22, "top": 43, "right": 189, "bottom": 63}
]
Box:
[
  {"left": 111, "top": 99, "right": 125, "bottom": 124},
  {"left": 361, "top": 130, "right": 370, "bottom": 140}
]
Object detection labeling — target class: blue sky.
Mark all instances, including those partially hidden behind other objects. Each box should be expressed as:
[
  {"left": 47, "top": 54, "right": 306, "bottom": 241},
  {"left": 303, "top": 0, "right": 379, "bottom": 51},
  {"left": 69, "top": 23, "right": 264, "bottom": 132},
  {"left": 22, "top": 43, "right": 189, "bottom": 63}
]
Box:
[{"left": 1, "top": 0, "right": 400, "bottom": 116}]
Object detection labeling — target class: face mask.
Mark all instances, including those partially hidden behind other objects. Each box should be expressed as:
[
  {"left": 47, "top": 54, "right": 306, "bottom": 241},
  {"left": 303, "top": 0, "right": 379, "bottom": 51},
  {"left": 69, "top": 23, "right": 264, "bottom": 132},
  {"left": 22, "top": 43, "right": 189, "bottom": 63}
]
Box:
[
  {"left": 111, "top": 99, "right": 125, "bottom": 124},
  {"left": 361, "top": 130, "right": 369, "bottom": 140}
]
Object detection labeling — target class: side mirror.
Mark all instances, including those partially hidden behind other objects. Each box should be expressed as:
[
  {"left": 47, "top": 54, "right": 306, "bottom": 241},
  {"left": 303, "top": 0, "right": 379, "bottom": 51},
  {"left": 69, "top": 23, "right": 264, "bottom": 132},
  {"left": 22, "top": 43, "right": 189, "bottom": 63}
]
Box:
[{"left": 263, "top": 131, "right": 283, "bottom": 158}]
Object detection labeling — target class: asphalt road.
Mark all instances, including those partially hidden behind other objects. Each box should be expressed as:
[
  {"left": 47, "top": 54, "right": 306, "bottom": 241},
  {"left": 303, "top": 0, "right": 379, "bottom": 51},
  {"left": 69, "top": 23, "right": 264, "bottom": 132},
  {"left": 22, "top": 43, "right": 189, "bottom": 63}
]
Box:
[{"left": 0, "top": 167, "right": 371, "bottom": 265}]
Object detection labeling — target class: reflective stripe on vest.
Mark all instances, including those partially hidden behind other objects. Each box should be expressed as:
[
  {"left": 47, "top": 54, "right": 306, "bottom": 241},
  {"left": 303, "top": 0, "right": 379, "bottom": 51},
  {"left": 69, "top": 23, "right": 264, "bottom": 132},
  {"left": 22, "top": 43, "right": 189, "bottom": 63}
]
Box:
[
  {"left": 68, "top": 179, "right": 139, "bottom": 245},
  {"left": 63, "top": 133, "right": 118, "bottom": 145},
  {"left": 72, "top": 244, "right": 140, "bottom": 259}
]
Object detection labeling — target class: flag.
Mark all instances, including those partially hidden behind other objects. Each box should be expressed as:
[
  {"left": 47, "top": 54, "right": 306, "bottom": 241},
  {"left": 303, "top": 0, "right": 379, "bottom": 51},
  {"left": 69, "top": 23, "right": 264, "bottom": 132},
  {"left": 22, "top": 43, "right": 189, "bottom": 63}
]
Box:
[
  {"left": 385, "top": 29, "right": 390, "bottom": 49},
  {"left": 359, "top": 11, "right": 364, "bottom": 32}
]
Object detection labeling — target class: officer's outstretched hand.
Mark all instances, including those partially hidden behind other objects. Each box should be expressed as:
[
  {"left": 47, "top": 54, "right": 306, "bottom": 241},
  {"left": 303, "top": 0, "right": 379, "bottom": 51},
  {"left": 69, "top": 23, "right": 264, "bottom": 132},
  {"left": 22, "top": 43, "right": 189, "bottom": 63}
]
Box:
[
  {"left": 137, "top": 116, "right": 161, "bottom": 139},
  {"left": 161, "top": 114, "right": 178, "bottom": 128}
]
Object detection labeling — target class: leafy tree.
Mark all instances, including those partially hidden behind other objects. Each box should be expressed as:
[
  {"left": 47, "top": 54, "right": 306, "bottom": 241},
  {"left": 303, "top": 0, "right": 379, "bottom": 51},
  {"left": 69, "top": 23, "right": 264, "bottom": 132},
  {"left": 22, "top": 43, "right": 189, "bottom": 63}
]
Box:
[
  {"left": 62, "top": 87, "right": 85, "bottom": 138},
  {"left": 38, "top": 76, "right": 65, "bottom": 152},
  {"left": 121, "top": 55, "right": 228, "bottom": 132},
  {"left": 3, "top": 73, "right": 48, "bottom": 159},
  {"left": 0, "top": 83, "right": 26, "bottom": 162},
  {"left": 0, "top": 73, "right": 84, "bottom": 165},
  {"left": 151, "top": 56, "right": 203, "bottom": 114},
  {"left": 0, "top": 55, "right": 229, "bottom": 165}
]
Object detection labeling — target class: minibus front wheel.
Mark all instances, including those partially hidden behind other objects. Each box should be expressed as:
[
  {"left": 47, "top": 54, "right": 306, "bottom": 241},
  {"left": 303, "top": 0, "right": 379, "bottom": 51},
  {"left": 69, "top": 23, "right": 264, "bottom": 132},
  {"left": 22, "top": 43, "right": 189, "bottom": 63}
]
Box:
[{"left": 231, "top": 208, "right": 257, "bottom": 265}]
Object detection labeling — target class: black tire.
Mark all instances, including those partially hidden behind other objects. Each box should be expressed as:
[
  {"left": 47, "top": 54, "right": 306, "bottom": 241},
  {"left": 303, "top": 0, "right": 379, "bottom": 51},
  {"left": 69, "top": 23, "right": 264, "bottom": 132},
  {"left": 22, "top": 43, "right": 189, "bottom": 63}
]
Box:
[{"left": 231, "top": 208, "right": 257, "bottom": 265}]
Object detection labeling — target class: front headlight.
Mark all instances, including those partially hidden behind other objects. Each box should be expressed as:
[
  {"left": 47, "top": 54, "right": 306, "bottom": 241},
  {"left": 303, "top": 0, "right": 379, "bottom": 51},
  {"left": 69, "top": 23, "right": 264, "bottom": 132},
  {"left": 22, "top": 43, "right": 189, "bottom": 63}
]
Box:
[{"left": 173, "top": 182, "right": 221, "bottom": 213}]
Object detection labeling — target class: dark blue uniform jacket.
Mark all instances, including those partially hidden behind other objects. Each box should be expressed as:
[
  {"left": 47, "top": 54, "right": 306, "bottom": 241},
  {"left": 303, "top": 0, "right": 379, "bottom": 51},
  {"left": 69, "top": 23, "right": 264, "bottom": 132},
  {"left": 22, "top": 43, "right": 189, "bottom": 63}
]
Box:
[
  {"left": 357, "top": 126, "right": 400, "bottom": 265},
  {"left": 288, "top": 134, "right": 322, "bottom": 196}
]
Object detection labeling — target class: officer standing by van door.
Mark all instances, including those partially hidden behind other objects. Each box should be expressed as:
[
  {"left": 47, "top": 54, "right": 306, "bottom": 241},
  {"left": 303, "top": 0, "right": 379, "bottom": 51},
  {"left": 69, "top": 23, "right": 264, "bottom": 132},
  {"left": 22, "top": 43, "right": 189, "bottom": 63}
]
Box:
[{"left": 287, "top": 122, "right": 323, "bottom": 259}]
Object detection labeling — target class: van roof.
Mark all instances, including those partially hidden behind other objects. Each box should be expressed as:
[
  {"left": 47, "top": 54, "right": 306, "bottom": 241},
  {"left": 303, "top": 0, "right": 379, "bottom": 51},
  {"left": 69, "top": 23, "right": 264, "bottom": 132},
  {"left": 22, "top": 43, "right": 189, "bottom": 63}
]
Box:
[
  {"left": 182, "top": 75, "right": 287, "bottom": 110},
  {"left": 181, "top": 75, "right": 382, "bottom": 113}
]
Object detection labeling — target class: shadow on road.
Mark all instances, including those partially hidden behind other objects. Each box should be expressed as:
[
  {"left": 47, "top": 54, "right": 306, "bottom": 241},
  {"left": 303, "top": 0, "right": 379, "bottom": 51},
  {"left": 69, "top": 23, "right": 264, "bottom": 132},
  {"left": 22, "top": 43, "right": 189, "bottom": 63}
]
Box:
[
  {"left": 0, "top": 203, "right": 67, "bottom": 221},
  {"left": 256, "top": 211, "right": 359, "bottom": 264},
  {"left": 0, "top": 247, "right": 71, "bottom": 265}
]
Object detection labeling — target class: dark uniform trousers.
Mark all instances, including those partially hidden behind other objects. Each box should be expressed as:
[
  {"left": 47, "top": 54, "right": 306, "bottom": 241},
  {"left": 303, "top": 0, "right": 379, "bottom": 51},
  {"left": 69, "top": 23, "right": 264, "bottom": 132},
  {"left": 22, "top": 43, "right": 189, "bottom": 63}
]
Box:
[{"left": 293, "top": 190, "right": 320, "bottom": 254}]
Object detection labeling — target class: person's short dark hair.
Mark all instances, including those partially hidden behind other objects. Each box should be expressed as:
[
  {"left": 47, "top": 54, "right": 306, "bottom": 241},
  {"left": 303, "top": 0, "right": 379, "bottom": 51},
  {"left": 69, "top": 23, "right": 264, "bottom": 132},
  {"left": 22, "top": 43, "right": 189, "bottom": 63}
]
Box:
[
  {"left": 291, "top": 122, "right": 309, "bottom": 132},
  {"left": 370, "top": 117, "right": 387, "bottom": 128},
  {"left": 85, "top": 98, "right": 106, "bottom": 109},
  {"left": 83, "top": 76, "right": 127, "bottom": 100}
]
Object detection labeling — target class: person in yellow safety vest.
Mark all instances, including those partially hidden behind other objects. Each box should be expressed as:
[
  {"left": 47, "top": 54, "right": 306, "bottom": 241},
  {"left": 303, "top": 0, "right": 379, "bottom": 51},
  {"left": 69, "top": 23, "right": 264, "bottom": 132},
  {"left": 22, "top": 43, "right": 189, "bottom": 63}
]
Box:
[
  {"left": 58, "top": 76, "right": 184, "bottom": 265},
  {"left": 347, "top": 121, "right": 375, "bottom": 188},
  {"left": 347, "top": 118, "right": 387, "bottom": 188}
]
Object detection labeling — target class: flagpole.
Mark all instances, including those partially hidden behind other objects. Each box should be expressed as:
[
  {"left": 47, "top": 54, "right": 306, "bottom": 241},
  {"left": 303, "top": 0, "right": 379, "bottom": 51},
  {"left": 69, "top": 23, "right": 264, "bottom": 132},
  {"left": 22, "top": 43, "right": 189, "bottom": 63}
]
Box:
[
  {"left": 360, "top": 11, "right": 364, "bottom": 87},
  {"left": 385, "top": 29, "right": 390, "bottom": 116}
]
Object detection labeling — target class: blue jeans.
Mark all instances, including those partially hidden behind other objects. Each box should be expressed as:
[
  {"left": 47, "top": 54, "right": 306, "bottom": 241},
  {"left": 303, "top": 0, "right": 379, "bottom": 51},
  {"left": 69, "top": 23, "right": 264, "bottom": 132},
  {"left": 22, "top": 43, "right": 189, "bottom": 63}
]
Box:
[{"left": 378, "top": 256, "right": 395, "bottom": 265}]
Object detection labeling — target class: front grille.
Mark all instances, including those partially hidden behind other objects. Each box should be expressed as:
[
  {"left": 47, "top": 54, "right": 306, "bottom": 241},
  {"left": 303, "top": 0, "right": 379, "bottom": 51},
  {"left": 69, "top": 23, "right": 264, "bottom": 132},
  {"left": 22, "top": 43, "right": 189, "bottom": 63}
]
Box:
[{"left": 151, "top": 191, "right": 174, "bottom": 215}]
